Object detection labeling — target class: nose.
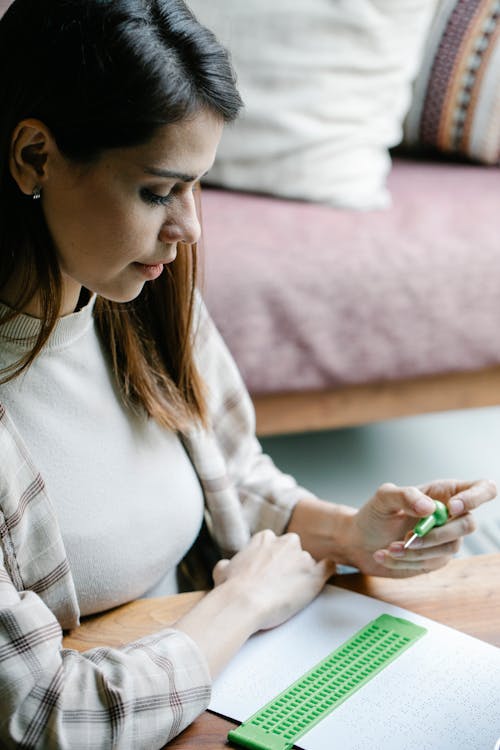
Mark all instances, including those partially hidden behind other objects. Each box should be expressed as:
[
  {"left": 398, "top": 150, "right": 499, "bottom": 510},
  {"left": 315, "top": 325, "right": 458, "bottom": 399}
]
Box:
[{"left": 158, "top": 190, "right": 201, "bottom": 246}]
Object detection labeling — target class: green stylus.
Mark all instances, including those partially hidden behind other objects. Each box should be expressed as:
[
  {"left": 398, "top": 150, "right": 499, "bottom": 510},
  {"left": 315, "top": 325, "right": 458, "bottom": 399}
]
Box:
[{"left": 403, "top": 499, "right": 449, "bottom": 549}]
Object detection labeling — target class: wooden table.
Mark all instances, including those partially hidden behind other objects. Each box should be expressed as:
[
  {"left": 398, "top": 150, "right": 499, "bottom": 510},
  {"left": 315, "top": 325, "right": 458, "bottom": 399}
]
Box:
[{"left": 64, "top": 554, "right": 500, "bottom": 749}]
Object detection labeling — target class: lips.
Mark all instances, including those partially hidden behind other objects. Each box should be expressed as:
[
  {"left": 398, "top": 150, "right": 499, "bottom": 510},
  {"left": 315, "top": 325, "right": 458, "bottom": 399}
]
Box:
[
  {"left": 134, "top": 247, "right": 177, "bottom": 276},
  {"left": 133, "top": 262, "right": 165, "bottom": 280},
  {"left": 141, "top": 249, "right": 177, "bottom": 267}
]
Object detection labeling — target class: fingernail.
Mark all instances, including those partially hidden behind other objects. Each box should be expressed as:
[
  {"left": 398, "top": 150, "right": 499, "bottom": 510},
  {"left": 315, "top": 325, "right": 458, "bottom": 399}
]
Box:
[
  {"left": 389, "top": 542, "right": 404, "bottom": 552},
  {"left": 373, "top": 551, "right": 385, "bottom": 564},
  {"left": 449, "top": 499, "right": 465, "bottom": 516},
  {"left": 389, "top": 549, "right": 405, "bottom": 558},
  {"left": 416, "top": 497, "right": 435, "bottom": 515}
]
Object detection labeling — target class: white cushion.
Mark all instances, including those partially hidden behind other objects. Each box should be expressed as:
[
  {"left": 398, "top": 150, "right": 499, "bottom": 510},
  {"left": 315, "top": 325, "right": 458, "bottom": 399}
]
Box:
[{"left": 188, "top": 0, "right": 436, "bottom": 209}]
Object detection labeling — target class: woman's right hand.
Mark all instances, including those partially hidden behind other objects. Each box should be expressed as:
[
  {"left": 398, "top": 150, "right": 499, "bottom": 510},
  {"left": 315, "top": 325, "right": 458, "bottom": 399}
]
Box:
[
  {"left": 175, "top": 530, "right": 334, "bottom": 678},
  {"left": 212, "top": 529, "right": 335, "bottom": 630}
]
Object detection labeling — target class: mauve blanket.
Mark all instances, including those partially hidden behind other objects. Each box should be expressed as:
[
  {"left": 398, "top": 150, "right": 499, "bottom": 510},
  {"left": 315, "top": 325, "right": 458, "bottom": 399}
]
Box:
[{"left": 202, "top": 159, "right": 500, "bottom": 395}]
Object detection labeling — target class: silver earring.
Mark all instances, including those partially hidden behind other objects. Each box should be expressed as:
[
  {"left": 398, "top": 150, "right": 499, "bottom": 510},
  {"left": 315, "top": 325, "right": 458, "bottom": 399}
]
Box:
[{"left": 32, "top": 186, "right": 41, "bottom": 200}]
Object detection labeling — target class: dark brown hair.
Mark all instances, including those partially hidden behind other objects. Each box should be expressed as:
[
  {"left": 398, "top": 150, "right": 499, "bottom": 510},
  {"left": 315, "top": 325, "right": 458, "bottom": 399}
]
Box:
[{"left": 0, "top": 0, "right": 242, "bottom": 430}]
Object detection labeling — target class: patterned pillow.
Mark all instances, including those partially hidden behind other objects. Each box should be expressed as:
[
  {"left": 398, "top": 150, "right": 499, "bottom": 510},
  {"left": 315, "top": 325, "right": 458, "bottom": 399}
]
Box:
[{"left": 404, "top": 0, "right": 500, "bottom": 164}]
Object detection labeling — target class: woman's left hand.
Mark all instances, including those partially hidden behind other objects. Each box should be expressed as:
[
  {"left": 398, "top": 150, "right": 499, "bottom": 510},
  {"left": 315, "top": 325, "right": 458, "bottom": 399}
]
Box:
[{"left": 347, "top": 478, "right": 497, "bottom": 578}]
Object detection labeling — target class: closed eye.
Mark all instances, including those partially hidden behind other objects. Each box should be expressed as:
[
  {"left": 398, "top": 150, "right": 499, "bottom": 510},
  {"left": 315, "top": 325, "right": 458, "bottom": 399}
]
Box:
[{"left": 140, "top": 187, "right": 173, "bottom": 207}]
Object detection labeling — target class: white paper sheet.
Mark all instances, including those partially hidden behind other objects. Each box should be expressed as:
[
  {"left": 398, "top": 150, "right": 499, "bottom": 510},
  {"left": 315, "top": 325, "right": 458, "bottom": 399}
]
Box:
[{"left": 210, "top": 585, "right": 500, "bottom": 750}]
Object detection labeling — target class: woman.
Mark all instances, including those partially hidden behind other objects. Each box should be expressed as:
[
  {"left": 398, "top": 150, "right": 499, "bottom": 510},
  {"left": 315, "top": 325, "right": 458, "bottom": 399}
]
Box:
[{"left": 0, "top": 1, "right": 495, "bottom": 747}]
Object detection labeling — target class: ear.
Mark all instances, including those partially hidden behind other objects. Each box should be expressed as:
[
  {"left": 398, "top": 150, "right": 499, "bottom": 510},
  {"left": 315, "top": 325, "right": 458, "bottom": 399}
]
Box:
[{"left": 9, "top": 119, "right": 55, "bottom": 197}]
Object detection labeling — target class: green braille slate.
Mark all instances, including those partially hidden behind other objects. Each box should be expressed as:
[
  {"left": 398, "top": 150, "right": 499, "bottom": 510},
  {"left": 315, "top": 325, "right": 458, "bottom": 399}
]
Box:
[{"left": 227, "top": 614, "right": 426, "bottom": 750}]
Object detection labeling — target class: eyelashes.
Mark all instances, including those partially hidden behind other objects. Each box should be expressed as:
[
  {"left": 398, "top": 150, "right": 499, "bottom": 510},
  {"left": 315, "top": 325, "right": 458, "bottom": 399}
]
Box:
[
  {"left": 139, "top": 182, "right": 198, "bottom": 208},
  {"left": 140, "top": 187, "right": 173, "bottom": 207}
]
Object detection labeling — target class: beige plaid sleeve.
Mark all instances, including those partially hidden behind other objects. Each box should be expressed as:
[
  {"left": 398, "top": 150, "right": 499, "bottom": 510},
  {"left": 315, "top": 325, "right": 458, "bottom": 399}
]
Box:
[
  {"left": 194, "top": 295, "right": 316, "bottom": 536},
  {"left": 0, "top": 566, "right": 211, "bottom": 749}
]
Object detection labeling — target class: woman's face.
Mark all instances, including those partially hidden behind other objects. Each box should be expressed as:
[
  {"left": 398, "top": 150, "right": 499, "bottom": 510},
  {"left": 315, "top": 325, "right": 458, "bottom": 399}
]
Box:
[{"left": 41, "top": 109, "right": 223, "bottom": 314}]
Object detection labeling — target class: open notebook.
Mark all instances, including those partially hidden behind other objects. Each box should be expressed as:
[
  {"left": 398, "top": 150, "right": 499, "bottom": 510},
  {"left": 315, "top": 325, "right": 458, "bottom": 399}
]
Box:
[{"left": 210, "top": 585, "right": 500, "bottom": 750}]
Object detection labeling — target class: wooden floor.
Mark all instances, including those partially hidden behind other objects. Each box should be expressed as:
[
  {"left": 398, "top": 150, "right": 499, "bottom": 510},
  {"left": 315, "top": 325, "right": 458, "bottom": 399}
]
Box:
[{"left": 253, "top": 365, "right": 500, "bottom": 436}]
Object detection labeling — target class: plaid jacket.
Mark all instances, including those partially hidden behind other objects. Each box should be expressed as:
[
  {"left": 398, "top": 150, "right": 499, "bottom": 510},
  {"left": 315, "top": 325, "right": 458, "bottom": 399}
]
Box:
[{"left": 0, "top": 299, "right": 313, "bottom": 749}]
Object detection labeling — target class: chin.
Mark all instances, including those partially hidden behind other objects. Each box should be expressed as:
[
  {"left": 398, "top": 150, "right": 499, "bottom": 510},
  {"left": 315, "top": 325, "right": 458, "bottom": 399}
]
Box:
[{"left": 96, "top": 282, "right": 146, "bottom": 304}]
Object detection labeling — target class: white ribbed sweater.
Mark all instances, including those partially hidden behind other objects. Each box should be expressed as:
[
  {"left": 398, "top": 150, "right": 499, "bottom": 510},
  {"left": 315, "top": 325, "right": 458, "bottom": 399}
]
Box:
[{"left": 0, "top": 297, "right": 204, "bottom": 615}]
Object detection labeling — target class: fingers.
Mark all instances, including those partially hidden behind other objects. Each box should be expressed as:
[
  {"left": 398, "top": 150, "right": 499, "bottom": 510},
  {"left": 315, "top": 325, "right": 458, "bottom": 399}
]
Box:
[
  {"left": 372, "top": 483, "right": 435, "bottom": 518},
  {"left": 447, "top": 479, "right": 497, "bottom": 516},
  {"left": 372, "top": 550, "right": 454, "bottom": 576},
  {"left": 403, "top": 512, "right": 476, "bottom": 548},
  {"left": 418, "top": 478, "right": 497, "bottom": 516},
  {"left": 418, "top": 478, "right": 471, "bottom": 497},
  {"left": 251, "top": 529, "right": 304, "bottom": 548},
  {"left": 385, "top": 538, "right": 461, "bottom": 562},
  {"left": 374, "top": 512, "right": 477, "bottom": 571},
  {"left": 270, "top": 531, "right": 335, "bottom": 582},
  {"left": 251, "top": 528, "right": 278, "bottom": 545},
  {"left": 316, "top": 557, "right": 337, "bottom": 582},
  {"left": 373, "top": 478, "right": 496, "bottom": 528},
  {"left": 213, "top": 529, "right": 334, "bottom": 587}
]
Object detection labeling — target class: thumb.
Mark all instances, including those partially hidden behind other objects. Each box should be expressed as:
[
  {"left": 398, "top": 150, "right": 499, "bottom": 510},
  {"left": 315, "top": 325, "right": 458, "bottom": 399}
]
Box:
[
  {"left": 212, "top": 558, "right": 230, "bottom": 586},
  {"left": 372, "top": 483, "right": 436, "bottom": 519},
  {"left": 317, "top": 558, "right": 337, "bottom": 583}
]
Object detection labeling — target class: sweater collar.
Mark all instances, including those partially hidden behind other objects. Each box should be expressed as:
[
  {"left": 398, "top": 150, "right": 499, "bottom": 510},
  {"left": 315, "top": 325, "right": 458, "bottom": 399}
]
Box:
[{"left": 0, "top": 294, "right": 97, "bottom": 351}]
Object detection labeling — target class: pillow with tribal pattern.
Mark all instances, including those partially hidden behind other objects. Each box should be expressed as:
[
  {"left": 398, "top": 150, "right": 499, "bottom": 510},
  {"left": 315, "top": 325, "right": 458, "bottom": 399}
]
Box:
[{"left": 404, "top": 0, "right": 500, "bottom": 165}]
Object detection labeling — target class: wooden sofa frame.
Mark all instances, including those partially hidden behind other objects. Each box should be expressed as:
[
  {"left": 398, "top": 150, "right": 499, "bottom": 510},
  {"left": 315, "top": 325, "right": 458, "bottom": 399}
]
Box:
[{"left": 253, "top": 365, "right": 500, "bottom": 436}]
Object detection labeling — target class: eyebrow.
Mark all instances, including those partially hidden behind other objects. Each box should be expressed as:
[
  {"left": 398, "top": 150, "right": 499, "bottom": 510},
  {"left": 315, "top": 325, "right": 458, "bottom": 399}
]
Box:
[{"left": 143, "top": 166, "right": 208, "bottom": 182}]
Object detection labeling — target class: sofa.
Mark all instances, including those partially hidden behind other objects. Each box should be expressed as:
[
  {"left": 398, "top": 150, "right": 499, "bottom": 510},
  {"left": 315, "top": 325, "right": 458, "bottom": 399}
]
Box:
[
  {"left": 190, "top": 0, "right": 500, "bottom": 436},
  {"left": 200, "top": 157, "right": 500, "bottom": 436}
]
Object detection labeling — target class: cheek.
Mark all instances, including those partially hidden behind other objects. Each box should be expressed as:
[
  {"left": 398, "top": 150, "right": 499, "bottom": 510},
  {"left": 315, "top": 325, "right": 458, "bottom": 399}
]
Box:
[
  {"left": 43, "top": 166, "right": 165, "bottom": 272},
  {"left": 44, "top": 185, "right": 112, "bottom": 247},
  {"left": 76, "top": 188, "right": 159, "bottom": 246},
  {"left": 47, "top": 188, "right": 150, "bottom": 257}
]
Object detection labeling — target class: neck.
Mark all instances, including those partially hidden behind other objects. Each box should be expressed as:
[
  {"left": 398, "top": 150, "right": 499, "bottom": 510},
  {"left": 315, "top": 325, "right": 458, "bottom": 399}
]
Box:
[{"left": 0, "top": 272, "right": 84, "bottom": 318}]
